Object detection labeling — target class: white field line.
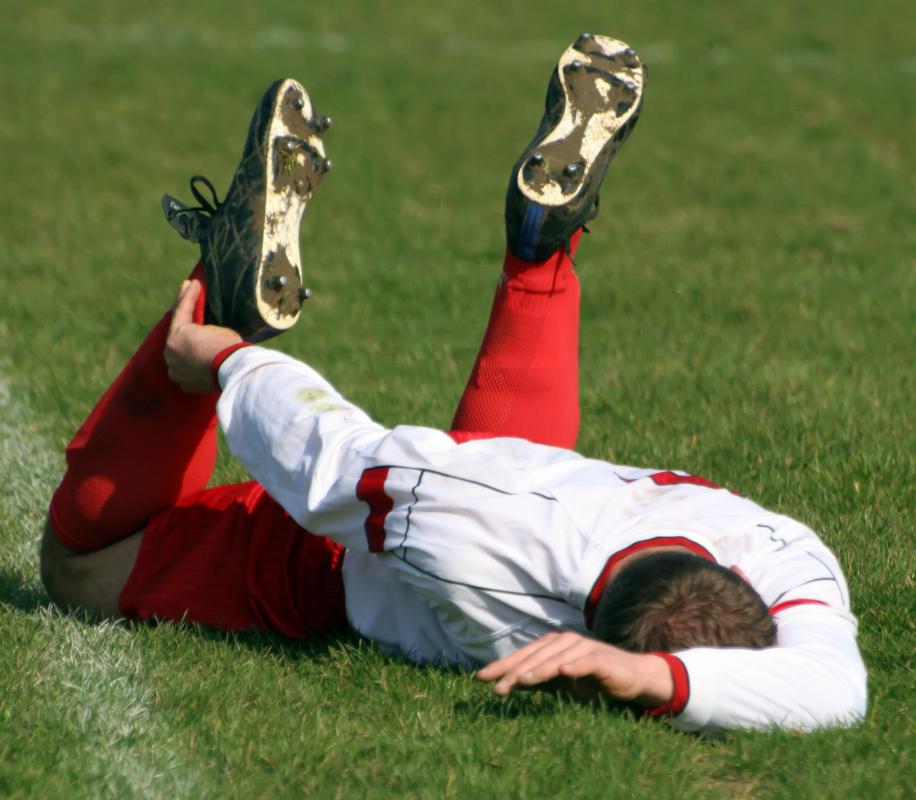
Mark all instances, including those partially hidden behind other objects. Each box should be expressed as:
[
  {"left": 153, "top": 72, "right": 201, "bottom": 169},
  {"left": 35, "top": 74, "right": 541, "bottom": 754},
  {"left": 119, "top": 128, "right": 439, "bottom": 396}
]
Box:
[
  {"left": 11, "top": 20, "right": 916, "bottom": 74},
  {"left": 0, "top": 372, "right": 197, "bottom": 797},
  {"left": 0, "top": 375, "right": 57, "bottom": 575},
  {"left": 34, "top": 616, "right": 196, "bottom": 797}
]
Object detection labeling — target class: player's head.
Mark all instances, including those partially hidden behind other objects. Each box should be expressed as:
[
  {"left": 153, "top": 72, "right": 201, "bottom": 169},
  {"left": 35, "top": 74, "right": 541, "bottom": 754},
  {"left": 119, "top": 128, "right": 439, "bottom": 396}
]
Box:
[{"left": 592, "top": 551, "right": 776, "bottom": 652}]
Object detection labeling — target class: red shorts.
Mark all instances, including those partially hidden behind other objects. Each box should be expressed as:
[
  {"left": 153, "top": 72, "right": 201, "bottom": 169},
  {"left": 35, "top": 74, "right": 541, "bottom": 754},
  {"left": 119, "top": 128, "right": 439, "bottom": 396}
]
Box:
[{"left": 119, "top": 481, "right": 347, "bottom": 637}]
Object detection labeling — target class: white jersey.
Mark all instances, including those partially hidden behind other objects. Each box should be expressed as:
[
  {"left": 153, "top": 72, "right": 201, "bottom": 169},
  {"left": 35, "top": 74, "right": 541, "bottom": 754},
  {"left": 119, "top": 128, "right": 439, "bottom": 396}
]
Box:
[{"left": 217, "top": 347, "right": 867, "bottom": 734}]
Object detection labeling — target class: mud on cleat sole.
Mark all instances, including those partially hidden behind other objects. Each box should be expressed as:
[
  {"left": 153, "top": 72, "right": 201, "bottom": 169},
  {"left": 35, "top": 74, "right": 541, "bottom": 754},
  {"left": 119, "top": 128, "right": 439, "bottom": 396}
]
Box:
[
  {"left": 160, "top": 78, "right": 335, "bottom": 342},
  {"left": 515, "top": 34, "right": 645, "bottom": 208},
  {"left": 247, "top": 81, "right": 330, "bottom": 337}
]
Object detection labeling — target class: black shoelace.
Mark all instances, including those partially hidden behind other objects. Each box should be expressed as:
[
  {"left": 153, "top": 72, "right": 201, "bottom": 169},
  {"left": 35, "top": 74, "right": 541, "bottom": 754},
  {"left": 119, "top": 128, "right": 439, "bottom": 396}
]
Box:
[{"left": 161, "top": 176, "right": 224, "bottom": 243}]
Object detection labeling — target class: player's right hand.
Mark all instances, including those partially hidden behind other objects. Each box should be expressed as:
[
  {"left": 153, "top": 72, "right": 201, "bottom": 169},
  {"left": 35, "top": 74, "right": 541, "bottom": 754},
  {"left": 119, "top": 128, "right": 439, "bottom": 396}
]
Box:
[
  {"left": 476, "top": 631, "right": 674, "bottom": 707},
  {"left": 164, "top": 279, "right": 243, "bottom": 394}
]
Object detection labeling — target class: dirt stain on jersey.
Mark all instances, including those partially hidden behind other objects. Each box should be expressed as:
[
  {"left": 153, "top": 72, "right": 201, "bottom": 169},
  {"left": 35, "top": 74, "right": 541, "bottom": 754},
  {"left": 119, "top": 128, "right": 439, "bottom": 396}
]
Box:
[{"left": 296, "top": 387, "right": 347, "bottom": 414}]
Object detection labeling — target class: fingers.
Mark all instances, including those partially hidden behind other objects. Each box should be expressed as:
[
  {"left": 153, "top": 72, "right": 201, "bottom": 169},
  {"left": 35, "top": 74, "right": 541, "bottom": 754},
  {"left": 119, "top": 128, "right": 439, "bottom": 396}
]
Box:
[
  {"left": 478, "top": 632, "right": 599, "bottom": 696},
  {"left": 170, "top": 279, "right": 201, "bottom": 332},
  {"left": 497, "top": 637, "right": 596, "bottom": 694},
  {"left": 479, "top": 635, "right": 669, "bottom": 705},
  {"left": 555, "top": 653, "right": 609, "bottom": 680},
  {"left": 164, "top": 303, "right": 243, "bottom": 394},
  {"left": 476, "top": 632, "right": 561, "bottom": 681}
]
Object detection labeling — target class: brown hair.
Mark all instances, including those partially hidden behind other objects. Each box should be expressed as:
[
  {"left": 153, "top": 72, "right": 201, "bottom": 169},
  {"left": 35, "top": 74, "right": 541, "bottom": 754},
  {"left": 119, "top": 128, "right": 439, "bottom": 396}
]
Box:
[{"left": 592, "top": 551, "right": 776, "bottom": 652}]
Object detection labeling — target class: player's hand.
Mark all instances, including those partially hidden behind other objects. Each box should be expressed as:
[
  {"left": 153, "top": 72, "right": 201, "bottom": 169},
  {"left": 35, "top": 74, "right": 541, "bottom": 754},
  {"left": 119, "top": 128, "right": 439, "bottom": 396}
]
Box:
[
  {"left": 476, "top": 631, "right": 674, "bottom": 707},
  {"left": 164, "top": 279, "right": 242, "bottom": 394}
]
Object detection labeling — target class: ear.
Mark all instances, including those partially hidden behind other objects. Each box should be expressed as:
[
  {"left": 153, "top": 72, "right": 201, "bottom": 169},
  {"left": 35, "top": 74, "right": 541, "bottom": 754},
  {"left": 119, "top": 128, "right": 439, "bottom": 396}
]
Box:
[{"left": 729, "top": 564, "right": 751, "bottom": 584}]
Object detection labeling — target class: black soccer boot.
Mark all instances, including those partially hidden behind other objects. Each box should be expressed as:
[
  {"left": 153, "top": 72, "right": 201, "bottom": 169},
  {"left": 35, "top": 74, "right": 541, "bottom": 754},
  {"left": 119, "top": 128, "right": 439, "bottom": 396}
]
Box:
[
  {"left": 505, "top": 34, "right": 646, "bottom": 262},
  {"left": 162, "top": 78, "right": 333, "bottom": 341}
]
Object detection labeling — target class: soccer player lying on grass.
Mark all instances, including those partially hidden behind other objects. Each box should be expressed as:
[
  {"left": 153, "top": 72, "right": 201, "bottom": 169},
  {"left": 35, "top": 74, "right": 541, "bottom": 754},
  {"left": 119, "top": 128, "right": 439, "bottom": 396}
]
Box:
[{"left": 40, "top": 35, "right": 866, "bottom": 735}]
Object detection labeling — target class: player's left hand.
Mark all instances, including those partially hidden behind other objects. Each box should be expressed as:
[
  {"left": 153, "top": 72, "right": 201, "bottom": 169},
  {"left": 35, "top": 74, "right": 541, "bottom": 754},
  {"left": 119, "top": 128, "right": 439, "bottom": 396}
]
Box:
[
  {"left": 476, "top": 631, "right": 674, "bottom": 707},
  {"left": 164, "top": 279, "right": 243, "bottom": 394}
]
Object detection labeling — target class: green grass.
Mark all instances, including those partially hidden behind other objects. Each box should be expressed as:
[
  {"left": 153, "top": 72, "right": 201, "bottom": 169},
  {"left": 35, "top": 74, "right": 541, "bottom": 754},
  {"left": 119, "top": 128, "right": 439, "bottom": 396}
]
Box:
[{"left": 1, "top": 0, "right": 914, "bottom": 796}]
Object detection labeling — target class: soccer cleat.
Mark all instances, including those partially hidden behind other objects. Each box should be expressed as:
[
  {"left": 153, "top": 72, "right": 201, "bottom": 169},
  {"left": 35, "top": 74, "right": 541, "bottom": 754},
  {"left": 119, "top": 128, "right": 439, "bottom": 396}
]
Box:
[
  {"left": 162, "top": 79, "right": 331, "bottom": 341},
  {"left": 505, "top": 34, "right": 646, "bottom": 262}
]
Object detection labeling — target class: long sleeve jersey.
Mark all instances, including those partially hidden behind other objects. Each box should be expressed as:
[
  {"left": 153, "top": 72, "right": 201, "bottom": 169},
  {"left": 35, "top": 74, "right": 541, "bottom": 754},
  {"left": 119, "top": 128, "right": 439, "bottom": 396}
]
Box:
[{"left": 216, "top": 346, "right": 867, "bottom": 735}]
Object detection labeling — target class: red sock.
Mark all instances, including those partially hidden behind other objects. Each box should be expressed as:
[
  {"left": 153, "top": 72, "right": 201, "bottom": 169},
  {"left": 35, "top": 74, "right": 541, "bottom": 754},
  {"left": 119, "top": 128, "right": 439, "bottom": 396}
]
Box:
[
  {"left": 49, "top": 262, "right": 220, "bottom": 552},
  {"left": 451, "top": 230, "right": 582, "bottom": 449}
]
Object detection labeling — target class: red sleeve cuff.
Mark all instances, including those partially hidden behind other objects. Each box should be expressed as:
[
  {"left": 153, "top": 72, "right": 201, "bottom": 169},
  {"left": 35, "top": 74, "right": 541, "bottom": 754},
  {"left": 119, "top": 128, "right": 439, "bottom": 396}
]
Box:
[
  {"left": 209, "top": 341, "right": 253, "bottom": 389},
  {"left": 647, "top": 653, "right": 690, "bottom": 718}
]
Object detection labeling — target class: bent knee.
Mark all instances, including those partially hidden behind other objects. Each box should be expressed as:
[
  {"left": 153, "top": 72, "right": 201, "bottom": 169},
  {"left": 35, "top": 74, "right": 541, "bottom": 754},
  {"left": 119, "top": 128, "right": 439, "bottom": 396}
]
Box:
[
  {"left": 40, "top": 517, "right": 140, "bottom": 619},
  {"left": 40, "top": 518, "right": 85, "bottom": 608}
]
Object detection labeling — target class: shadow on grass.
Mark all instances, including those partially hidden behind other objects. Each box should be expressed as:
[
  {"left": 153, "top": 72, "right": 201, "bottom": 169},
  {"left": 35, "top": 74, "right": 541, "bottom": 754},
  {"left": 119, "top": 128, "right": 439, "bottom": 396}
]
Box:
[
  {"left": 1, "top": 563, "right": 637, "bottom": 723},
  {"left": 168, "top": 621, "right": 361, "bottom": 663},
  {"left": 0, "top": 560, "right": 354, "bottom": 662},
  {"left": 0, "top": 565, "right": 49, "bottom": 614},
  {"left": 454, "top": 684, "right": 638, "bottom": 721}
]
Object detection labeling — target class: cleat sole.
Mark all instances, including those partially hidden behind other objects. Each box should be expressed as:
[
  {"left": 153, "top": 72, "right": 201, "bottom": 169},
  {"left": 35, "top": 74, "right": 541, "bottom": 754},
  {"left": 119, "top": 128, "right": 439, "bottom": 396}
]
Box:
[
  {"left": 516, "top": 35, "right": 645, "bottom": 208},
  {"left": 254, "top": 80, "right": 328, "bottom": 334}
]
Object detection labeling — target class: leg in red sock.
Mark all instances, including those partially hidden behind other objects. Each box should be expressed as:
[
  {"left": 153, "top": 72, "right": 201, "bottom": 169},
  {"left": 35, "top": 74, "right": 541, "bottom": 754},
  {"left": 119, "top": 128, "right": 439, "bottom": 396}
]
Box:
[
  {"left": 466, "top": 33, "right": 646, "bottom": 448},
  {"left": 42, "top": 263, "right": 347, "bottom": 637},
  {"left": 48, "top": 262, "right": 218, "bottom": 552},
  {"left": 451, "top": 230, "right": 582, "bottom": 449},
  {"left": 42, "top": 76, "right": 342, "bottom": 630}
]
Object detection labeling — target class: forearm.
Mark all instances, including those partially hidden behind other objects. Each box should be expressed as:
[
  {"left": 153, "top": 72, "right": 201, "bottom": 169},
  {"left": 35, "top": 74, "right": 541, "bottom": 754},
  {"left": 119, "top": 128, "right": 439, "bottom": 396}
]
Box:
[
  {"left": 670, "top": 607, "right": 867, "bottom": 733},
  {"left": 215, "top": 346, "right": 389, "bottom": 546},
  {"left": 479, "top": 609, "right": 866, "bottom": 734}
]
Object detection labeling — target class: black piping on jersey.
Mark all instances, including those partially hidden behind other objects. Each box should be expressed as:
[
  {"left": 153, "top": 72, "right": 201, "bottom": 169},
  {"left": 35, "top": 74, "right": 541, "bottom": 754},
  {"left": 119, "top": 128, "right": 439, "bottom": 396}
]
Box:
[
  {"left": 382, "top": 465, "right": 563, "bottom": 603},
  {"left": 770, "top": 577, "right": 841, "bottom": 607},
  {"left": 368, "top": 463, "right": 557, "bottom": 502},
  {"left": 392, "top": 553, "right": 562, "bottom": 602},
  {"left": 757, "top": 524, "right": 846, "bottom": 605},
  {"left": 758, "top": 523, "right": 788, "bottom": 550},
  {"left": 805, "top": 550, "right": 848, "bottom": 607},
  {"left": 767, "top": 551, "right": 845, "bottom": 607},
  {"left": 394, "top": 468, "right": 426, "bottom": 551}
]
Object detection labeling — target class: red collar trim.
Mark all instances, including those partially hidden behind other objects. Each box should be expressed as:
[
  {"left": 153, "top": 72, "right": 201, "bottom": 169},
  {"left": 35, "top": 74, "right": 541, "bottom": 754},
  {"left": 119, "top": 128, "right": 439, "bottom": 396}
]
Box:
[
  {"left": 584, "top": 536, "right": 717, "bottom": 629},
  {"left": 768, "top": 598, "right": 829, "bottom": 615}
]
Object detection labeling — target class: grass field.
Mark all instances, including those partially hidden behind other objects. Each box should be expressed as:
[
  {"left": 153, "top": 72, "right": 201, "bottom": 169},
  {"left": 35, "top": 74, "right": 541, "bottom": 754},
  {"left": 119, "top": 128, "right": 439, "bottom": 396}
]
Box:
[{"left": 1, "top": 0, "right": 914, "bottom": 796}]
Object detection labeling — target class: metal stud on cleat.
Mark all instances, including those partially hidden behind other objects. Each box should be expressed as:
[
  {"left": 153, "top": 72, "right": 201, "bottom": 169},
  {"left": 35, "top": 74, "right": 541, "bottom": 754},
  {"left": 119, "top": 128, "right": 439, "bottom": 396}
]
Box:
[
  {"left": 298, "top": 287, "right": 312, "bottom": 302},
  {"left": 161, "top": 78, "right": 329, "bottom": 341},
  {"left": 322, "top": 158, "right": 333, "bottom": 173},
  {"left": 505, "top": 37, "right": 644, "bottom": 262},
  {"left": 316, "top": 115, "right": 332, "bottom": 133}
]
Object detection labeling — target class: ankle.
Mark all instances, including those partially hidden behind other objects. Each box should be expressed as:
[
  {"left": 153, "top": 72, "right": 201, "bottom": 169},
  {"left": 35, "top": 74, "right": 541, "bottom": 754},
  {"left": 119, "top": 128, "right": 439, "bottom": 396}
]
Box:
[{"left": 504, "top": 228, "right": 583, "bottom": 277}]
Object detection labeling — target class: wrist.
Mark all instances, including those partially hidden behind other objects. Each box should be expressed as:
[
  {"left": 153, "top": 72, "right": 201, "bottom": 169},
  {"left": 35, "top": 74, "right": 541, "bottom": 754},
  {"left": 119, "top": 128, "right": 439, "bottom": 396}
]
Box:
[
  {"left": 632, "top": 653, "right": 675, "bottom": 707},
  {"left": 645, "top": 653, "right": 689, "bottom": 717},
  {"left": 209, "top": 341, "right": 252, "bottom": 389}
]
